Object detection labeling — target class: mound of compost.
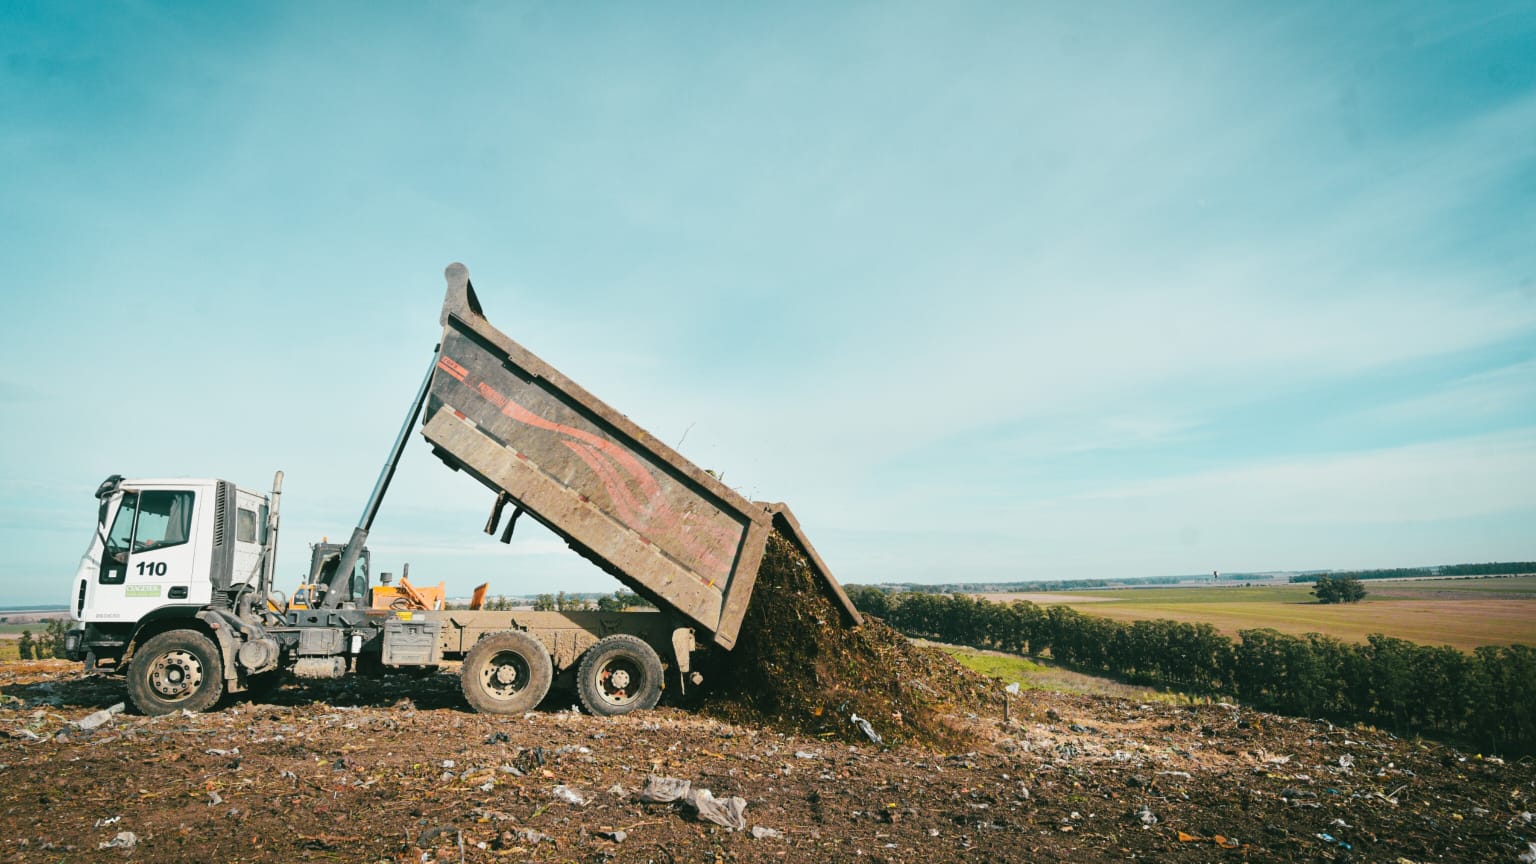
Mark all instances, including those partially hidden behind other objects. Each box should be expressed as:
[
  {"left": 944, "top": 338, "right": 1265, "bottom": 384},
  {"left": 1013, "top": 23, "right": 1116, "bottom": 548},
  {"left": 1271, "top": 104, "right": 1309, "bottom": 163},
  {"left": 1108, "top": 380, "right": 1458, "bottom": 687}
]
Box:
[{"left": 700, "top": 531, "right": 995, "bottom": 749}]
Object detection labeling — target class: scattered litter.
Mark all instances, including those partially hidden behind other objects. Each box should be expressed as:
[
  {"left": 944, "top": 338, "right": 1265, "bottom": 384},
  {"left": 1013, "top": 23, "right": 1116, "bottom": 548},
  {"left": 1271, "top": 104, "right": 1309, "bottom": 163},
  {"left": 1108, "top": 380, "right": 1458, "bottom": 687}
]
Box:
[
  {"left": 636, "top": 776, "right": 747, "bottom": 830},
  {"left": 552, "top": 785, "right": 587, "bottom": 806},
  {"left": 417, "top": 825, "right": 464, "bottom": 861},
  {"left": 1316, "top": 832, "right": 1353, "bottom": 851},
  {"left": 849, "top": 713, "right": 883, "bottom": 745},
  {"left": 607, "top": 783, "right": 629, "bottom": 799},
  {"left": 94, "top": 816, "right": 121, "bottom": 827},
  {"left": 1520, "top": 842, "right": 1536, "bottom": 864},
  {"left": 751, "top": 826, "right": 782, "bottom": 839},
  {"left": 207, "top": 791, "right": 223, "bottom": 806},
  {"left": 1135, "top": 806, "right": 1157, "bottom": 828},
  {"left": 1337, "top": 754, "right": 1355, "bottom": 772},
  {"left": 794, "top": 751, "right": 818, "bottom": 760},
  {"left": 98, "top": 831, "right": 137, "bottom": 850},
  {"left": 599, "top": 829, "right": 626, "bottom": 843},
  {"left": 638, "top": 776, "right": 692, "bottom": 803},
  {"left": 690, "top": 788, "right": 748, "bottom": 830},
  {"left": 75, "top": 703, "right": 125, "bottom": 731}
]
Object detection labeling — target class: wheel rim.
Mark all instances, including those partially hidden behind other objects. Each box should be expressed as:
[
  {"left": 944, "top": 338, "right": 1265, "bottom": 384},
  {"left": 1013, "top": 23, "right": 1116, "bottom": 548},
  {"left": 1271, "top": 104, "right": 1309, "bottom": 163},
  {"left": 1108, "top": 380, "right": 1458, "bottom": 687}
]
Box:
[
  {"left": 148, "top": 649, "right": 205, "bottom": 702},
  {"left": 478, "top": 650, "right": 532, "bottom": 702},
  {"left": 594, "top": 655, "right": 644, "bottom": 708}
]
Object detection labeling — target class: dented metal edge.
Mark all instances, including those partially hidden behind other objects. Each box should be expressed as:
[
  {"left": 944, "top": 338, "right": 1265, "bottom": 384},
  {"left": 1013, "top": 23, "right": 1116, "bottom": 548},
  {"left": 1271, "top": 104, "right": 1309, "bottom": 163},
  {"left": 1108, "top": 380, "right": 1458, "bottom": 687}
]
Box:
[{"left": 439, "top": 262, "right": 769, "bottom": 530}]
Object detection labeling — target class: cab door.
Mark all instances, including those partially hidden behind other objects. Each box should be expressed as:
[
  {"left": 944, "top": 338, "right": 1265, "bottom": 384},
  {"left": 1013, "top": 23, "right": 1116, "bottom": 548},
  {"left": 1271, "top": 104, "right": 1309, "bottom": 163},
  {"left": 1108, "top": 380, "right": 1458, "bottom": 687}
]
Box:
[{"left": 90, "top": 488, "right": 202, "bottom": 621}]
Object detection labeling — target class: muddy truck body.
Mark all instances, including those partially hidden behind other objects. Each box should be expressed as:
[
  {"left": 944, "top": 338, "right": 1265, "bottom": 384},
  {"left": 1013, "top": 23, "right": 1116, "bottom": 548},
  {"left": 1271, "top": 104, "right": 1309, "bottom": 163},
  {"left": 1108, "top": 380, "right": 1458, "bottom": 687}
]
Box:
[{"left": 65, "top": 263, "right": 861, "bottom": 717}]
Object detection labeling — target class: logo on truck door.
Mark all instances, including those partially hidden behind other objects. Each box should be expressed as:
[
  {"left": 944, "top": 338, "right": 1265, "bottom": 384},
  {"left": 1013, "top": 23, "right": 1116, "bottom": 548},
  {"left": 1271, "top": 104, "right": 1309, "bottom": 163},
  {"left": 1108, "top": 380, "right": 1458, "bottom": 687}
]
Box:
[{"left": 125, "top": 586, "right": 162, "bottom": 598}]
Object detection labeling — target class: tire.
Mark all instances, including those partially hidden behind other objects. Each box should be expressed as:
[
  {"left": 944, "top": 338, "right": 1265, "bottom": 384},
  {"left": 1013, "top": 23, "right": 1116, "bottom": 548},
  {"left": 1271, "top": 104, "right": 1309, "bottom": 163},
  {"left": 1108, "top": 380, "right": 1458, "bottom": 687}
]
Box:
[
  {"left": 461, "top": 631, "right": 553, "bottom": 715},
  {"left": 576, "top": 634, "right": 664, "bottom": 717},
  {"left": 126, "top": 630, "right": 225, "bottom": 716}
]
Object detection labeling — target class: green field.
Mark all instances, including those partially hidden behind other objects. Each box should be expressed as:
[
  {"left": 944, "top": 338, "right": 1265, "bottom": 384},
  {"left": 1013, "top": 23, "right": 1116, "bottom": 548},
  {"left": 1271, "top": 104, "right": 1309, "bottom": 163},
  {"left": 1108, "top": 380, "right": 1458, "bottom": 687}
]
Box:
[{"left": 979, "top": 576, "right": 1536, "bottom": 651}]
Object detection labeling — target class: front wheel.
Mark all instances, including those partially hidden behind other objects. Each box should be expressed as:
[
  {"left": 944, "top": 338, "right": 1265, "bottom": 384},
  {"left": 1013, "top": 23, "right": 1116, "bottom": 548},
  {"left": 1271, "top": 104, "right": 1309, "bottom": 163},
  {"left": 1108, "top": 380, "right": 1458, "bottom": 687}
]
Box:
[
  {"left": 461, "top": 631, "right": 553, "bottom": 715},
  {"left": 576, "top": 634, "right": 664, "bottom": 717},
  {"left": 126, "top": 630, "right": 225, "bottom": 716}
]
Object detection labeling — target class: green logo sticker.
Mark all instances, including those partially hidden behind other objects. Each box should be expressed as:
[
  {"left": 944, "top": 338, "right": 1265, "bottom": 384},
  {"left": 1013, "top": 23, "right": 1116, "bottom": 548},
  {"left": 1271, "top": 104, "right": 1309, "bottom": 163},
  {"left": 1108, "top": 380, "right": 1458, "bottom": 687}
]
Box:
[{"left": 125, "top": 585, "right": 162, "bottom": 598}]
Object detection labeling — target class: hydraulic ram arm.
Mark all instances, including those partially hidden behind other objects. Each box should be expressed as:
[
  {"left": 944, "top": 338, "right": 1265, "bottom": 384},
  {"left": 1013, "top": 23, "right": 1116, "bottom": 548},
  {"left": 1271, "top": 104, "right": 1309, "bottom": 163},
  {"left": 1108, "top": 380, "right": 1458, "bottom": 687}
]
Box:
[{"left": 319, "top": 349, "right": 439, "bottom": 609}]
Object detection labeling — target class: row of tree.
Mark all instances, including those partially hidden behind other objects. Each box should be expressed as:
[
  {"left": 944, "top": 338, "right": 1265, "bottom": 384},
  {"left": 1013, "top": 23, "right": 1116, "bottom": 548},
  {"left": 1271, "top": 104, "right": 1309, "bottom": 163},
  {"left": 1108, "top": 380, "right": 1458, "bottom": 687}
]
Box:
[
  {"left": 845, "top": 587, "right": 1536, "bottom": 755},
  {"left": 1290, "top": 561, "right": 1536, "bottom": 583},
  {"left": 462, "top": 590, "right": 651, "bottom": 612}
]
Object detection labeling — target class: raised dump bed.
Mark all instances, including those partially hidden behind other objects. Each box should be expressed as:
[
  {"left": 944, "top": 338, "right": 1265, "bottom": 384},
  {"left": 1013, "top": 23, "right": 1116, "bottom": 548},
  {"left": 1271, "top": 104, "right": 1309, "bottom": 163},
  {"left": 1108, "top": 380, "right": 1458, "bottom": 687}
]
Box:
[{"left": 420, "top": 263, "right": 861, "bottom": 649}]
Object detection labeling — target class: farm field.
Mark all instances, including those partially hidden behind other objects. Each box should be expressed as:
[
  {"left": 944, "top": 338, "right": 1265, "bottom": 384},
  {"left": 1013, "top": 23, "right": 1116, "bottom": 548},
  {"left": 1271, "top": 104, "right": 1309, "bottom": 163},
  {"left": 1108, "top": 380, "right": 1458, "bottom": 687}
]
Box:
[{"left": 977, "top": 576, "right": 1536, "bottom": 651}]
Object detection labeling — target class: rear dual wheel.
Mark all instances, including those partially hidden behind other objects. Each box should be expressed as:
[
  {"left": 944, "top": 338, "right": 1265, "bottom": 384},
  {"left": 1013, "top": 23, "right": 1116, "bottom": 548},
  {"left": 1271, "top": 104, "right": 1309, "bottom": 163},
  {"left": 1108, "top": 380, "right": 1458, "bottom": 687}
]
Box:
[
  {"left": 576, "top": 634, "right": 664, "bottom": 717},
  {"left": 461, "top": 630, "right": 553, "bottom": 715}
]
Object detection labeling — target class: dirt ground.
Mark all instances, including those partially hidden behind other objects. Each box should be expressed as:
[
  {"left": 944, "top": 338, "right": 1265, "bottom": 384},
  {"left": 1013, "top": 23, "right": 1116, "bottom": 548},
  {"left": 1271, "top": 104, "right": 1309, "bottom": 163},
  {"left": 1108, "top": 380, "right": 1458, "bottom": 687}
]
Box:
[{"left": 2, "top": 660, "right": 1533, "bottom": 864}]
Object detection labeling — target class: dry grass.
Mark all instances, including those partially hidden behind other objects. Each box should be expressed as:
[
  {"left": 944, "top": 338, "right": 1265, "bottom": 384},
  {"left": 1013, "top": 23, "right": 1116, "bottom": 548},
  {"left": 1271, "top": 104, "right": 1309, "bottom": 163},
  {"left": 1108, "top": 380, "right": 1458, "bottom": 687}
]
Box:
[{"left": 976, "top": 577, "right": 1536, "bottom": 651}]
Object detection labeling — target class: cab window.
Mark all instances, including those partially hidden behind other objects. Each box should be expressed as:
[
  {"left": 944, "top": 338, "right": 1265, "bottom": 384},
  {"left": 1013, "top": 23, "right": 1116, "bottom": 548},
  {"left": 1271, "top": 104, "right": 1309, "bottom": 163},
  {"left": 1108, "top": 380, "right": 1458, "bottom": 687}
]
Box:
[
  {"left": 237, "top": 508, "right": 258, "bottom": 543},
  {"left": 133, "top": 491, "right": 195, "bottom": 553},
  {"left": 99, "top": 490, "right": 195, "bottom": 585},
  {"left": 100, "top": 492, "right": 139, "bottom": 584}
]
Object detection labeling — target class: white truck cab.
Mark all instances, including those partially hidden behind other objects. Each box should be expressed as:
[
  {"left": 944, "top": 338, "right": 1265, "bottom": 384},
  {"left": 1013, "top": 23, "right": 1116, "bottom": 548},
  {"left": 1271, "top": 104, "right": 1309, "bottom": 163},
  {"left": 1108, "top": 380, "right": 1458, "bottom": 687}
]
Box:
[{"left": 69, "top": 475, "right": 267, "bottom": 662}]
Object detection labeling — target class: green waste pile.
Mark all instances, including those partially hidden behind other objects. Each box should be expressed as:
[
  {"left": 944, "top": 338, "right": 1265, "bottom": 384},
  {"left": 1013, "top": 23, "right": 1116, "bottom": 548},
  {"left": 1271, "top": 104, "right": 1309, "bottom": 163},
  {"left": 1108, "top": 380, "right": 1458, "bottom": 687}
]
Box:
[{"left": 702, "top": 531, "right": 994, "bottom": 749}]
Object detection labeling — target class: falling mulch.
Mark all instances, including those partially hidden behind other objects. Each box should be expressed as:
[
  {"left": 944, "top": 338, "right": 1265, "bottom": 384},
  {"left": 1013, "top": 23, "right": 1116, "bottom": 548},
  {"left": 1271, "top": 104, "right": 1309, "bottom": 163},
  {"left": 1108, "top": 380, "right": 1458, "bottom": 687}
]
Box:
[{"left": 700, "top": 531, "right": 995, "bottom": 749}]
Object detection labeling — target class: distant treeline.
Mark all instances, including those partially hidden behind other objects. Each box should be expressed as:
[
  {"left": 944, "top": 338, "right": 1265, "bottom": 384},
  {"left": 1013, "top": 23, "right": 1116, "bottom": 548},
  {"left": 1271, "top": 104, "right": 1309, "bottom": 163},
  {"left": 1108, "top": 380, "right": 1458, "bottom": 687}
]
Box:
[
  {"left": 1289, "top": 562, "right": 1536, "bottom": 584},
  {"left": 866, "top": 575, "right": 1188, "bottom": 594},
  {"left": 847, "top": 587, "right": 1536, "bottom": 756}
]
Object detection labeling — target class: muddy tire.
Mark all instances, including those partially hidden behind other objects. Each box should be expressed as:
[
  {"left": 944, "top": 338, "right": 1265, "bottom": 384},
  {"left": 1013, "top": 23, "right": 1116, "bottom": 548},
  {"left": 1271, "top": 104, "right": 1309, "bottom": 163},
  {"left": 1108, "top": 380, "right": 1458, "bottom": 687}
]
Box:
[
  {"left": 126, "top": 630, "right": 225, "bottom": 716},
  {"left": 576, "top": 634, "right": 664, "bottom": 717},
  {"left": 461, "top": 631, "right": 552, "bottom": 715}
]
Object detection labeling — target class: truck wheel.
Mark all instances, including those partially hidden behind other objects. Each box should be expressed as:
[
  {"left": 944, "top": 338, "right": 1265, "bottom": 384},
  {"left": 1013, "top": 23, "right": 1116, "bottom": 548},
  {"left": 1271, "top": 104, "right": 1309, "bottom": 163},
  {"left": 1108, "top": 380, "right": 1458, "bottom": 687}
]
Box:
[
  {"left": 577, "top": 634, "right": 664, "bottom": 717},
  {"left": 126, "top": 630, "right": 225, "bottom": 716},
  {"left": 461, "top": 631, "right": 552, "bottom": 715}
]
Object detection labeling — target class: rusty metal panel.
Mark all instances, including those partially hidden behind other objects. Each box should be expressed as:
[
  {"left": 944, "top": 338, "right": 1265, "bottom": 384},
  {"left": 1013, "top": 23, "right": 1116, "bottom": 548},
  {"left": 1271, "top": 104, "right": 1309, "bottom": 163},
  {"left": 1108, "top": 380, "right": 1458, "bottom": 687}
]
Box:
[{"left": 422, "top": 263, "right": 861, "bottom": 647}]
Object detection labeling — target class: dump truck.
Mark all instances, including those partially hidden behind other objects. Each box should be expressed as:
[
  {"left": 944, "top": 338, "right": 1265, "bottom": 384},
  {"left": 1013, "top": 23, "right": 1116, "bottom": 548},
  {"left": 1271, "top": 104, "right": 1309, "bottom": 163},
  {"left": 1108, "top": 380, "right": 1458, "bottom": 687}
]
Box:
[{"left": 65, "top": 263, "right": 861, "bottom": 717}]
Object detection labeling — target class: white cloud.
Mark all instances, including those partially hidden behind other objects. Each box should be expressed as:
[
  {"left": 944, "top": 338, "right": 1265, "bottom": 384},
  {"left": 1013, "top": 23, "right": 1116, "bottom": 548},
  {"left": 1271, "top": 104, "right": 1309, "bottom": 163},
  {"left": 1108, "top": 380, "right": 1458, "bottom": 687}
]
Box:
[{"left": 1075, "top": 428, "right": 1536, "bottom": 525}]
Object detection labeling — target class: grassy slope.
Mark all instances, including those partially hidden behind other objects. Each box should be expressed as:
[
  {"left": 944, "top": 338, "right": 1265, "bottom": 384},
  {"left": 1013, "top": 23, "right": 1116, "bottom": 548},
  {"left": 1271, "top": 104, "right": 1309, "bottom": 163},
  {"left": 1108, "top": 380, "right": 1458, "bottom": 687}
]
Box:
[{"left": 934, "top": 643, "right": 1200, "bottom": 704}]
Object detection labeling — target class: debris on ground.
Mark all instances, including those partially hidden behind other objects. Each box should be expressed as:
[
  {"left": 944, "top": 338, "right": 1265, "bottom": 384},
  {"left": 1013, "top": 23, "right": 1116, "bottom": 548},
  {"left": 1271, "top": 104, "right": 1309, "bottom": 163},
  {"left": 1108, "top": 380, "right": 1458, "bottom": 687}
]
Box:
[
  {"left": 637, "top": 775, "right": 748, "bottom": 829},
  {"left": 74, "top": 702, "right": 124, "bottom": 731},
  {"left": 2, "top": 650, "right": 1533, "bottom": 862}
]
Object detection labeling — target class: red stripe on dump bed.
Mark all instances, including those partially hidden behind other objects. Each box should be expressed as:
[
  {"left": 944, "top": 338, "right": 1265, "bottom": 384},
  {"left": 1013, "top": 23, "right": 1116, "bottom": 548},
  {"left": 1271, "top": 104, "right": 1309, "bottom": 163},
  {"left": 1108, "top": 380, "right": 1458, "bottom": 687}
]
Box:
[{"left": 436, "top": 356, "right": 468, "bottom": 381}]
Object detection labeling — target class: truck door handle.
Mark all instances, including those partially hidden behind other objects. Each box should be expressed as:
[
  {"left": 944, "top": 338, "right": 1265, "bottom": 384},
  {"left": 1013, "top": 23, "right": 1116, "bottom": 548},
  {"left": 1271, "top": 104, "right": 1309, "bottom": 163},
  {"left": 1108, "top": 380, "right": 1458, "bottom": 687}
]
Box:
[{"left": 168, "top": 586, "right": 188, "bottom": 599}]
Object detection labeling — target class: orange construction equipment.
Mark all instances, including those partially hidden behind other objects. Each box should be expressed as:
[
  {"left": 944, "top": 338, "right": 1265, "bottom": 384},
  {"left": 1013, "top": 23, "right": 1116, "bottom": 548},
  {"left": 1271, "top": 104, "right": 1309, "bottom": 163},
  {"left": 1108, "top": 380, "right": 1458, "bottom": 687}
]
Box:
[{"left": 369, "top": 576, "right": 445, "bottom": 611}]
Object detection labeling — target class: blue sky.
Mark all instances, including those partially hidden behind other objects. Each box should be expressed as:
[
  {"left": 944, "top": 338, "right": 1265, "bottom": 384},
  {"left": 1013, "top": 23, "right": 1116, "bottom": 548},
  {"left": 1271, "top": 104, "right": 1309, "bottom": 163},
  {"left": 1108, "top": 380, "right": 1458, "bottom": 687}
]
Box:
[{"left": 2, "top": 2, "right": 1533, "bottom": 606}]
